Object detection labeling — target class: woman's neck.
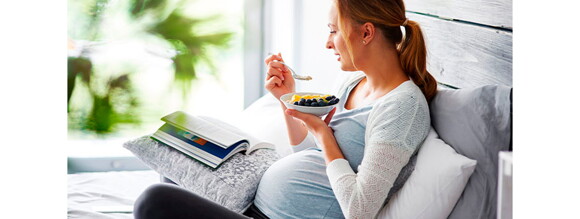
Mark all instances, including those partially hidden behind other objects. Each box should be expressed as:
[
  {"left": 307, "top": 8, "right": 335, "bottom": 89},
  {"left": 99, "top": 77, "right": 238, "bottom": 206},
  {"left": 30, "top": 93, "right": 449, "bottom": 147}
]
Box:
[{"left": 358, "top": 47, "right": 408, "bottom": 98}]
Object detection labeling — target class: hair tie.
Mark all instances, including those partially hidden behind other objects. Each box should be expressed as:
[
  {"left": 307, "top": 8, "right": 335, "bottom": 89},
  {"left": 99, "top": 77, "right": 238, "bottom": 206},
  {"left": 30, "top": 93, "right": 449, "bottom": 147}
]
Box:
[{"left": 402, "top": 19, "right": 409, "bottom": 26}]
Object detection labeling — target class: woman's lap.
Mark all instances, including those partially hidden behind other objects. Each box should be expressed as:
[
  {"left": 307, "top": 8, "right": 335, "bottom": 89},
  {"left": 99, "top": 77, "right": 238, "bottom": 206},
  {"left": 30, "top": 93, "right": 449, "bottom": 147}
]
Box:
[{"left": 134, "top": 183, "right": 251, "bottom": 219}]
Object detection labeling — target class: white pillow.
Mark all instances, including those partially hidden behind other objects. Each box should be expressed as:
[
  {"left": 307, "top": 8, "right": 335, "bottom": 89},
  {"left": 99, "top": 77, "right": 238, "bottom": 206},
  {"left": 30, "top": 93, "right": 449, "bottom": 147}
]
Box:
[{"left": 377, "top": 128, "right": 477, "bottom": 219}]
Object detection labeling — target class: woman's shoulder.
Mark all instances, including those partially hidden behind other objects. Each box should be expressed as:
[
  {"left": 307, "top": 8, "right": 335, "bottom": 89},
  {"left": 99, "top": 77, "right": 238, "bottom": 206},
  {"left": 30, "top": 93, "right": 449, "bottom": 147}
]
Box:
[
  {"left": 367, "top": 80, "right": 430, "bottom": 128},
  {"left": 374, "top": 80, "right": 428, "bottom": 110},
  {"left": 366, "top": 80, "right": 431, "bottom": 144}
]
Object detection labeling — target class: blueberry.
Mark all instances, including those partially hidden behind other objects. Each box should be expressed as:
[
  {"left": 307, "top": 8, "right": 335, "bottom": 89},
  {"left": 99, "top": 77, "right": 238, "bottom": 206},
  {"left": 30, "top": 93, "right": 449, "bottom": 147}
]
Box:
[
  {"left": 294, "top": 101, "right": 299, "bottom": 105},
  {"left": 329, "top": 98, "right": 340, "bottom": 105},
  {"left": 318, "top": 98, "right": 324, "bottom": 103},
  {"left": 298, "top": 101, "right": 305, "bottom": 106},
  {"left": 319, "top": 101, "right": 328, "bottom": 106},
  {"left": 312, "top": 98, "right": 318, "bottom": 103},
  {"left": 299, "top": 99, "right": 306, "bottom": 105},
  {"left": 306, "top": 99, "right": 312, "bottom": 104},
  {"left": 329, "top": 99, "right": 339, "bottom": 105},
  {"left": 311, "top": 102, "right": 319, "bottom": 106},
  {"left": 325, "top": 96, "right": 333, "bottom": 101}
]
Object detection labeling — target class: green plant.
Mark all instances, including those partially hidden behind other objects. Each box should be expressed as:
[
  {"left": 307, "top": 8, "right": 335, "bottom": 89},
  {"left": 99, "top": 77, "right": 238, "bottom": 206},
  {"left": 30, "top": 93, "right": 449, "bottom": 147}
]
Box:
[{"left": 68, "top": 57, "right": 139, "bottom": 133}]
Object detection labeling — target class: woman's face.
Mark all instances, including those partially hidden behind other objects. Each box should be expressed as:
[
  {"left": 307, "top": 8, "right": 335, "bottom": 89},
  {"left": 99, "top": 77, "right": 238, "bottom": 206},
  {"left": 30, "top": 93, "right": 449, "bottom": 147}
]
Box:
[{"left": 326, "top": 4, "right": 357, "bottom": 71}]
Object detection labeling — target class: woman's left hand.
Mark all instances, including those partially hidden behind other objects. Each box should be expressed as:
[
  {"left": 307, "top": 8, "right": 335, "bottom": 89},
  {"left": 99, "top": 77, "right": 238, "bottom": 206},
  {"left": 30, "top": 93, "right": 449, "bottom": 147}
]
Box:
[
  {"left": 287, "top": 107, "right": 345, "bottom": 164},
  {"left": 285, "top": 108, "right": 337, "bottom": 135}
]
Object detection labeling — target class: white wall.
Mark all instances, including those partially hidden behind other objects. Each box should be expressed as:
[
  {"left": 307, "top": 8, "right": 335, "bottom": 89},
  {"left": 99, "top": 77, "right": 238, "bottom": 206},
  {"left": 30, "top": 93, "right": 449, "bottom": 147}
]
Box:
[{"left": 265, "top": 0, "right": 352, "bottom": 96}]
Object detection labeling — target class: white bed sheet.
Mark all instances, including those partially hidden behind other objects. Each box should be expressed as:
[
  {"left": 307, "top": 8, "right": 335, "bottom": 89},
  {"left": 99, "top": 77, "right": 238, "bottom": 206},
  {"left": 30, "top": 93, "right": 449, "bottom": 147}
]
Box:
[{"left": 68, "top": 170, "right": 159, "bottom": 219}]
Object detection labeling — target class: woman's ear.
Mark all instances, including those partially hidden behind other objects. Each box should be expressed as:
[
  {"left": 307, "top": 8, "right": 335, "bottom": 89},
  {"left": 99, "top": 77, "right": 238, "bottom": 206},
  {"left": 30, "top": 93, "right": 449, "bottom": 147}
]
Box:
[{"left": 361, "top": 22, "right": 375, "bottom": 45}]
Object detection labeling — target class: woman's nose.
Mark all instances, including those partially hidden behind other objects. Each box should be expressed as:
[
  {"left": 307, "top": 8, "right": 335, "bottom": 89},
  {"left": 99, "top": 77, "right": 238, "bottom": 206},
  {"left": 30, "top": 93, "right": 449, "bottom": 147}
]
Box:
[{"left": 326, "top": 41, "right": 333, "bottom": 49}]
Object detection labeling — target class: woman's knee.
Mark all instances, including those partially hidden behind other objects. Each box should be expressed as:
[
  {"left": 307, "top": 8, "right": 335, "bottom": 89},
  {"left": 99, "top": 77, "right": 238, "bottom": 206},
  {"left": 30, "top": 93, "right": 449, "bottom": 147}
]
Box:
[
  {"left": 134, "top": 184, "right": 179, "bottom": 219},
  {"left": 138, "top": 184, "right": 176, "bottom": 202}
]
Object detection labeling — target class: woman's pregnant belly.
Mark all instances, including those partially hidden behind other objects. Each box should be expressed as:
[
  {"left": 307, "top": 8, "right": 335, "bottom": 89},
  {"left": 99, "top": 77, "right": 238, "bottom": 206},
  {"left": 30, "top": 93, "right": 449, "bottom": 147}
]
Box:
[{"left": 254, "top": 149, "right": 344, "bottom": 219}]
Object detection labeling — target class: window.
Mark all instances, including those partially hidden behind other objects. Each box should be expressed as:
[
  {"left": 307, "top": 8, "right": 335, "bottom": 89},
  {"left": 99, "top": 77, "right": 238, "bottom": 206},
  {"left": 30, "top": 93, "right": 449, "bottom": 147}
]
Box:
[
  {"left": 67, "top": 0, "right": 252, "bottom": 160},
  {"left": 264, "top": 0, "right": 349, "bottom": 95}
]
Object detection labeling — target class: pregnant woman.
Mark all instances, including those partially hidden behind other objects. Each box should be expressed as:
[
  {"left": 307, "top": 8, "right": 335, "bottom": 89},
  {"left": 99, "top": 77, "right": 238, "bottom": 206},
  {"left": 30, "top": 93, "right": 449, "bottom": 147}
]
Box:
[{"left": 134, "top": 0, "right": 436, "bottom": 218}]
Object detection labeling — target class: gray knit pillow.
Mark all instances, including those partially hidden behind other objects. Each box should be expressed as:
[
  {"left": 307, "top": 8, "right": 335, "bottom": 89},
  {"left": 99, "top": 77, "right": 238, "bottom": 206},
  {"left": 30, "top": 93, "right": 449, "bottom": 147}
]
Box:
[{"left": 123, "top": 136, "right": 280, "bottom": 213}]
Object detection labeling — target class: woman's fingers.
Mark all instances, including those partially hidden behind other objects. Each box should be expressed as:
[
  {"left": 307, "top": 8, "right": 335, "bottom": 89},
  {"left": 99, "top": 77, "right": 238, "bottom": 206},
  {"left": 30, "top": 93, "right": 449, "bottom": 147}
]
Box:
[
  {"left": 264, "top": 54, "right": 278, "bottom": 65},
  {"left": 264, "top": 53, "right": 284, "bottom": 65},
  {"left": 269, "top": 61, "right": 288, "bottom": 72},
  {"left": 285, "top": 109, "right": 319, "bottom": 128},
  {"left": 266, "top": 62, "right": 286, "bottom": 80},
  {"left": 286, "top": 108, "right": 336, "bottom": 134},
  {"left": 265, "top": 53, "right": 290, "bottom": 82},
  {"left": 285, "top": 109, "right": 309, "bottom": 122},
  {"left": 265, "top": 75, "right": 282, "bottom": 89},
  {"left": 266, "top": 68, "right": 284, "bottom": 81},
  {"left": 324, "top": 108, "right": 337, "bottom": 125}
]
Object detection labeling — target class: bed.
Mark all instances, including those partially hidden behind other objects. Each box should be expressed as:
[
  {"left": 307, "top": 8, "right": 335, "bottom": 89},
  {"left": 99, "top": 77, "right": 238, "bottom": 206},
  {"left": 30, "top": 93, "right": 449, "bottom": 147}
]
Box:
[
  {"left": 67, "top": 0, "right": 512, "bottom": 218},
  {"left": 68, "top": 170, "right": 159, "bottom": 219}
]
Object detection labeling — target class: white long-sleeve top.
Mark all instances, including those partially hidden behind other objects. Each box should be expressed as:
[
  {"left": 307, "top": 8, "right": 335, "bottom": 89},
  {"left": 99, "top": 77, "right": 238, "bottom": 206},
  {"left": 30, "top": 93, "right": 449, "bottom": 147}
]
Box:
[{"left": 323, "top": 72, "right": 431, "bottom": 218}]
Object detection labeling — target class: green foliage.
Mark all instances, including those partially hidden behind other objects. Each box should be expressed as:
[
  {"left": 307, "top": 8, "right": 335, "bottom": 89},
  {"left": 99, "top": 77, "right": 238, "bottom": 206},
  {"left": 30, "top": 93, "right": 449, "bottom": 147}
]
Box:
[
  {"left": 84, "top": 74, "right": 140, "bottom": 133},
  {"left": 67, "top": 57, "right": 92, "bottom": 106},
  {"left": 129, "top": 0, "right": 167, "bottom": 18},
  {"left": 149, "top": 9, "right": 233, "bottom": 99}
]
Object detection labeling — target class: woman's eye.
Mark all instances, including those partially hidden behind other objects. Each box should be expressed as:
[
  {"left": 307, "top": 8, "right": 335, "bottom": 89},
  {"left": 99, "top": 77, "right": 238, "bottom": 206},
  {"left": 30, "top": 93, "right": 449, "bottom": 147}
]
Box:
[{"left": 330, "top": 30, "right": 337, "bottom": 34}]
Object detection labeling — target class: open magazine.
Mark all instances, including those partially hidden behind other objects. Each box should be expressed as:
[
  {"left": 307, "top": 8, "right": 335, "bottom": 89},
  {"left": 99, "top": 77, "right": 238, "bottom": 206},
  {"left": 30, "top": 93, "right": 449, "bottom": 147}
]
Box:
[{"left": 151, "top": 111, "right": 275, "bottom": 168}]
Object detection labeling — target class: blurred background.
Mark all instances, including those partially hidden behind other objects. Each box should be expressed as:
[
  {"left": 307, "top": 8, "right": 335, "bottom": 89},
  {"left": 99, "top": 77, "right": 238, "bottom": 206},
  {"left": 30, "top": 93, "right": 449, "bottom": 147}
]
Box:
[
  {"left": 67, "top": 0, "right": 347, "bottom": 172},
  {"left": 68, "top": 0, "right": 242, "bottom": 137}
]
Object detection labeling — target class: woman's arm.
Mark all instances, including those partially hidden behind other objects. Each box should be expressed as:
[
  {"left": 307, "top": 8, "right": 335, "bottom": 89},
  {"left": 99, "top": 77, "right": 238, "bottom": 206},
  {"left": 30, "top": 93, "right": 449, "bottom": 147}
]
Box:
[
  {"left": 284, "top": 108, "right": 343, "bottom": 158},
  {"left": 326, "top": 95, "right": 429, "bottom": 219},
  {"left": 263, "top": 53, "right": 310, "bottom": 148},
  {"left": 314, "top": 125, "right": 345, "bottom": 164},
  {"left": 280, "top": 102, "right": 311, "bottom": 145}
]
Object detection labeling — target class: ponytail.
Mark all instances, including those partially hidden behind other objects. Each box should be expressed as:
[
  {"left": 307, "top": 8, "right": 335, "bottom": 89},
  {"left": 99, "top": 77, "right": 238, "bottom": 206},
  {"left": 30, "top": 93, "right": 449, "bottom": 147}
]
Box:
[{"left": 398, "top": 20, "right": 438, "bottom": 102}]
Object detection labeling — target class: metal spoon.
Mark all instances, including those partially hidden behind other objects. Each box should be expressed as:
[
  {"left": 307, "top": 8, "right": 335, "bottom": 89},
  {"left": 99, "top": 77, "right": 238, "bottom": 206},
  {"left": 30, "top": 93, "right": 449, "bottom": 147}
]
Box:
[{"left": 274, "top": 60, "right": 313, "bottom": 81}]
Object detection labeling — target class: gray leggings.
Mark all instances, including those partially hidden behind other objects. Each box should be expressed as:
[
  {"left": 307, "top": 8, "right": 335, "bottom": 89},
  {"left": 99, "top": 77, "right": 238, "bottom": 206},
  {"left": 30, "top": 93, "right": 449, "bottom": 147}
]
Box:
[{"left": 133, "top": 177, "right": 269, "bottom": 219}]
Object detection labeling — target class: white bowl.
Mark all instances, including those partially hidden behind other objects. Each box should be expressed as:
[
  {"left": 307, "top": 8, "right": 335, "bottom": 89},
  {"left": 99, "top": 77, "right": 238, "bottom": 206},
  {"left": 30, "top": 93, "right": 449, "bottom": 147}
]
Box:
[{"left": 280, "top": 92, "right": 338, "bottom": 116}]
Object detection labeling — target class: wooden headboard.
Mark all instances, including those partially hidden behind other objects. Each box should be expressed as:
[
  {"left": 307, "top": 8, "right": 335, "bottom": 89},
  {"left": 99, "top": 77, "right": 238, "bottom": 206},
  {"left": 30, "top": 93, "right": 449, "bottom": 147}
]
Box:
[{"left": 405, "top": 0, "right": 512, "bottom": 89}]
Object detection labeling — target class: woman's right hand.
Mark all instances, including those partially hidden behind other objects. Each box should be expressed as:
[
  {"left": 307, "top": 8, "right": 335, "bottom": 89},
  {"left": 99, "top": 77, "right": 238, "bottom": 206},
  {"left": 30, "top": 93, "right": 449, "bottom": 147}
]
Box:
[{"left": 264, "top": 53, "right": 295, "bottom": 100}]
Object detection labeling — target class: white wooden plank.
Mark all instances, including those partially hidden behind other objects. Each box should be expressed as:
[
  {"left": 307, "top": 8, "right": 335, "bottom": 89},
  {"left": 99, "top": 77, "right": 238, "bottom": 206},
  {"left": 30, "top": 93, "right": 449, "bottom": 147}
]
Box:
[
  {"left": 407, "top": 13, "right": 512, "bottom": 88},
  {"left": 405, "top": 0, "right": 512, "bottom": 29}
]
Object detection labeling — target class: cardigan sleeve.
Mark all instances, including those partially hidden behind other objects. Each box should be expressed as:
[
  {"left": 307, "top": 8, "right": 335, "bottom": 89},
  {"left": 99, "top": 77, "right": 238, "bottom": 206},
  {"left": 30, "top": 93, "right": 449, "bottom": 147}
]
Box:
[{"left": 326, "top": 91, "right": 429, "bottom": 219}]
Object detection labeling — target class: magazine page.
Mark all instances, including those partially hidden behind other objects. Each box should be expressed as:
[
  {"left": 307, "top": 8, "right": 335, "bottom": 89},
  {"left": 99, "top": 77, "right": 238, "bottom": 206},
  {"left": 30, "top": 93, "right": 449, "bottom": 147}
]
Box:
[
  {"left": 198, "top": 116, "right": 274, "bottom": 153},
  {"left": 244, "top": 141, "right": 276, "bottom": 155},
  {"left": 162, "top": 111, "right": 246, "bottom": 148}
]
